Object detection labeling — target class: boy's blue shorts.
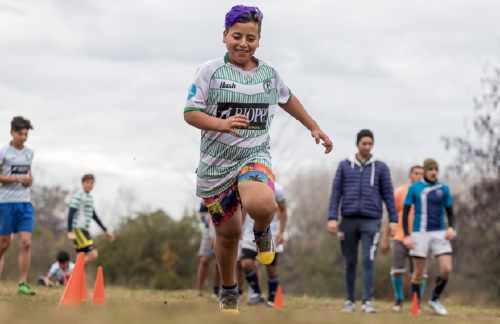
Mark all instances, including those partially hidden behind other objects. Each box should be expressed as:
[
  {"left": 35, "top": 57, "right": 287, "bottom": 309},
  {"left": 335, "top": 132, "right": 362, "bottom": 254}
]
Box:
[{"left": 0, "top": 203, "right": 35, "bottom": 235}]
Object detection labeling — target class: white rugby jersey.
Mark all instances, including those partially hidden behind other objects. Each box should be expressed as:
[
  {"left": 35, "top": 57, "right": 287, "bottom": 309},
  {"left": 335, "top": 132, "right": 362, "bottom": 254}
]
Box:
[
  {"left": 242, "top": 183, "right": 286, "bottom": 253},
  {"left": 184, "top": 53, "right": 291, "bottom": 198},
  {"left": 69, "top": 190, "right": 95, "bottom": 231},
  {"left": 0, "top": 143, "right": 34, "bottom": 203}
]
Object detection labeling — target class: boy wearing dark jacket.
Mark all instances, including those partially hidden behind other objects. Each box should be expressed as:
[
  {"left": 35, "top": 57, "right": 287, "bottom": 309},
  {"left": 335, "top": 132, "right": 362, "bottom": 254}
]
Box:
[{"left": 327, "top": 129, "right": 398, "bottom": 313}]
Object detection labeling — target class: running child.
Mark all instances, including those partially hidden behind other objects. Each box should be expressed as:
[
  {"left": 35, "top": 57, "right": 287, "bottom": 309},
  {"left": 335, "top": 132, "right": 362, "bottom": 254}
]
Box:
[
  {"left": 242, "top": 182, "right": 287, "bottom": 308},
  {"left": 381, "top": 165, "right": 427, "bottom": 311},
  {"left": 0, "top": 116, "right": 36, "bottom": 295},
  {"left": 184, "top": 5, "right": 332, "bottom": 313},
  {"left": 403, "top": 159, "right": 455, "bottom": 316},
  {"left": 67, "top": 174, "right": 115, "bottom": 265},
  {"left": 38, "top": 251, "right": 74, "bottom": 287}
]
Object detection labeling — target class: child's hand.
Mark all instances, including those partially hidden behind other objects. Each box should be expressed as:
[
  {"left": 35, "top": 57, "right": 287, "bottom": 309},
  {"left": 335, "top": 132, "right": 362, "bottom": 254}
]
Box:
[
  {"left": 67, "top": 232, "right": 76, "bottom": 240},
  {"left": 219, "top": 115, "right": 249, "bottom": 137},
  {"left": 311, "top": 128, "right": 333, "bottom": 154},
  {"left": 106, "top": 231, "right": 115, "bottom": 243}
]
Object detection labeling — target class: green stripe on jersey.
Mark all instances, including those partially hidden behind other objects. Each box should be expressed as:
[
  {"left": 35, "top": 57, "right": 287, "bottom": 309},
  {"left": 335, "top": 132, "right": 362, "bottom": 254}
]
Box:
[
  {"left": 200, "top": 135, "right": 270, "bottom": 162},
  {"left": 207, "top": 88, "right": 279, "bottom": 105},
  {"left": 70, "top": 190, "right": 95, "bottom": 231}
]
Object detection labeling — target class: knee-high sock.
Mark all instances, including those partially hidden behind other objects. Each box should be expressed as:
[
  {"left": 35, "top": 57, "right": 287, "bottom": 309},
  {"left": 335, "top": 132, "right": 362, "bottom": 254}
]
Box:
[
  {"left": 391, "top": 275, "right": 404, "bottom": 301},
  {"left": 411, "top": 279, "right": 422, "bottom": 306},
  {"left": 421, "top": 279, "right": 426, "bottom": 297},
  {"left": 267, "top": 276, "right": 279, "bottom": 302},
  {"left": 431, "top": 276, "right": 448, "bottom": 301},
  {"left": 244, "top": 269, "right": 261, "bottom": 295}
]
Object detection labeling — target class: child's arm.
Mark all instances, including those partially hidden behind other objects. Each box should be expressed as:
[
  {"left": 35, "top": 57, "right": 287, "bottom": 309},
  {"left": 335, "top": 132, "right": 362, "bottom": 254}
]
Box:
[
  {"left": 184, "top": 111, "right": 249, "bottom": 137},
  {"left": 67, "top": 208, "right": 76, "bottom": 240},
  {"left": 280, "top": 94, "right": 333, "bottom": 154},
  {"left": 92, "top": 212, "right": 115, "bottom": 242}
]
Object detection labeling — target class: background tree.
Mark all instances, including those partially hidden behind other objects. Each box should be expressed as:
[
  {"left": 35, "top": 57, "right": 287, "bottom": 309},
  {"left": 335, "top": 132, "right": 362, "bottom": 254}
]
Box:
[{"left": 443, "top": 57, "right": 500, "bottom": 302}]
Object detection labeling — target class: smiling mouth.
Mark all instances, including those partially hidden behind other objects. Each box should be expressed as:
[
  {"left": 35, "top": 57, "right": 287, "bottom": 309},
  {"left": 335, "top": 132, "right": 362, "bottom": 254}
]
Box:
[{"left": 235, "top": 49, "right": 248, "bottom": 55}]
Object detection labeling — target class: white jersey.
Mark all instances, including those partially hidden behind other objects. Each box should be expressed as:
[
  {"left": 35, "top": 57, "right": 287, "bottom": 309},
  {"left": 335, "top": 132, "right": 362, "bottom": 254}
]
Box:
[
  {"left": 69, "top": 190, "right": 95, "bottom": 231},
  {"left": 185, "top": 53, "right": 291, "bottom": 198},
  {"left": 0, "top": 143, "right": 34, "bottom": 203},
  {"left": 242, "top": 183, "right": 286, "bottom": 253},
  {"left": 47, "top": 261, "right": 75, "bottom": 282}
]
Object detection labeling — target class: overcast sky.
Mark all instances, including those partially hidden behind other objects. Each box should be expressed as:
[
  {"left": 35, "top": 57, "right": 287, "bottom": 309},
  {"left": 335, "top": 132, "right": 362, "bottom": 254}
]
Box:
[{"left": 1, "top": 0, "right": 499, "bottom": 223}]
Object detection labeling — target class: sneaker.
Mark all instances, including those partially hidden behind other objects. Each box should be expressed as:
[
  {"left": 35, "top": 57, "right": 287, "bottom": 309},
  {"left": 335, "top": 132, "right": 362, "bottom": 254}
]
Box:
[
  {"left": 265, "top": 301, "right": 275, "bottom": 308},
  {"left": 361, "top": 301, "right": 377, "bottom": 313},
  {"left": 210, "top": 293, "right": 219, "bottom": 299},
  {"left": 428, "top": 299, "right": 447, "bottom": 315},
  {"left": 254, "top": 227, "right": 275, "bottom": 265},
  {"left": 238, "top": 293, "right": 245, "bottom": 302},
  {"left": 220, "top": 291, "right": 239, "bottom": 314},
  {"left": 18, "top": 282, "right": 36, "bottom": 295},
  {"left": 247, "top": 293, "right": 265, "bottom": 305},
  {"left": 392, "top": 300, "right": 403, "bottom": 311},
  {"left": 340, "top": 300, "right": 356, "bottom": 312}
]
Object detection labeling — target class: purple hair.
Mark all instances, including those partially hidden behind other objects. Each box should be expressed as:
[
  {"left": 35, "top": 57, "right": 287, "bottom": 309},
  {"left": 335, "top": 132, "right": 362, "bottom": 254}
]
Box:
[{"left": 225, "top": 5, "right": 263, "bottom": 34}]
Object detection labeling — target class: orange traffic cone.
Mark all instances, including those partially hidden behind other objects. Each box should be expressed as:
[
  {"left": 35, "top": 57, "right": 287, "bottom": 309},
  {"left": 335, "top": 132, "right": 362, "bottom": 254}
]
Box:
[
  {"left": 59, "top": 252, "right": 85, "bottom": 307},
  {"left": 81, "top": 271, "right": 88, "bottom": 301},
  {"left": 91, "top": 266, "right": 106, "bottom": 306},
  {"left": 410, "top": 292, "right": 420, "bottom": 315},
  {"left": 274, "top": 286, "right": 283, "bottom": 309}
]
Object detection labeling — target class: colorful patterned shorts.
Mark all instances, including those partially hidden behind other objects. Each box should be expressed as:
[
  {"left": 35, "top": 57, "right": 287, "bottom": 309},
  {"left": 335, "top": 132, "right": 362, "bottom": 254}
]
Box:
[{"left": 203, "top": 162, "right": 275, "bottom": 226}]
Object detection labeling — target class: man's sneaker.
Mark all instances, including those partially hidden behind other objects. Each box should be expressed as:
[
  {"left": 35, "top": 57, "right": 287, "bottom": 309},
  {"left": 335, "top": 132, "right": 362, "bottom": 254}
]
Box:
[
  {"left": 361, "top": 301, "right": 377, "bottom": 313},
  {"left": 18, "top": 282, "right": 36, "bottom": 295},
  {"left": 210, "top": 293, "right": 219, "bottom": 299},
  {"left": 247, "top": 293, "right": 265, "bottom": 305},
  {"left": 428, "top": 299, "right": 448, "bottom": 315},
  {"left": 265, "top": 301, "right": 275, "bottom": 308},
  {"left": 392, "top": 300, "right": 403, "bottom": 311},
  {"left": 340, "top": 300, "right": 356, "bottom": 312},
  {"left": 253, "top": 227, "right": 275, "bottom": 265},
  {"left": 220, "top": 291, "right": 239, "bottom": 314}
]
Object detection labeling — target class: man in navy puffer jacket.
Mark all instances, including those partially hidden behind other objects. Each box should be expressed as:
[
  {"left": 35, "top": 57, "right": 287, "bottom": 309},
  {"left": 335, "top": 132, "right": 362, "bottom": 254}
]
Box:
[{"left": 327, "top": 129, "right": 398, "bottom": 313}]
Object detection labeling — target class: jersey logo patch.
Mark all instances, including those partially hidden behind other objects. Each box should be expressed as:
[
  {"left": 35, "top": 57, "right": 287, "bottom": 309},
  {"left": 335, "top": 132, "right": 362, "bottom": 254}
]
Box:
[
  {"left": 217, "top": 103, "right": 269, "bottom": 130},
  {"left": 435, "top": 189, "right": 444, "bottom": 197},
  {"left": 263, "top": 79, "right": 272, "bottom": 94},
  {"left": 12, "top": 165, "right": 30, "bottom": 174},
  {"left": 187, "top": 84, "right": 197, "bottom": 100}
]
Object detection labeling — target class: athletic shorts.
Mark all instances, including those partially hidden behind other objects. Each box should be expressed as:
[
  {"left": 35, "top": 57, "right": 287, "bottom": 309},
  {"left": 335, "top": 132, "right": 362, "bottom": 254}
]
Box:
[
  {"left": 0, "top": 202, "right": 35, "bottom": 235},
  {"left": 73, "top": 229, "right": 95, "bottom": 253},
  {"left": 391, "top": 240, "right": 427, "bottom": 278},
  {"left": 203, "top": 163, "right": 275, "bottom": 226},
  {"left": 410, "top": 230, "right": 452, "bottom": 258},
  {"left": 241, "top": 248, "right": 279, "bottom": 266},
  {"left": 198, "top": 227, "right": 215, "bottom": 258}
]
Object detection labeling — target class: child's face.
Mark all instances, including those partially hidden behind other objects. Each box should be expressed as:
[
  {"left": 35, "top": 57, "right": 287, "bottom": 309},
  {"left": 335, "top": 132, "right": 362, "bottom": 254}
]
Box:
[
  {"left": 59, "top": 261, "right": 69, "bottom": 270},
  {"left": 10, "top": 129, "right": 29, "bottom": 146},
  {"left": 82, "top": 179, "right": 94, "bottom": 192},
  {"left": 223, "top": 22, "right": 260, "bottom": 66}
]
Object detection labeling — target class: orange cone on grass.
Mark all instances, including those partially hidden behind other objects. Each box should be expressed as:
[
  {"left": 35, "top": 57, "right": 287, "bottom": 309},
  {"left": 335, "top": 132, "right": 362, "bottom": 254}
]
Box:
[
  {"left": 274, "top": 286, "right": 283, "bottom": 309},
  {"left": 59, "top": 252, "right": 85, "bottom": 307},
  {"left": 81, "top": 270, "right": 88, "bottom": 301},
  {"left": 91, "top": 266, "right": 106, "bottom": 306},
  {"left": 410, "top": 292, "right": 420, "bottom": 315}
]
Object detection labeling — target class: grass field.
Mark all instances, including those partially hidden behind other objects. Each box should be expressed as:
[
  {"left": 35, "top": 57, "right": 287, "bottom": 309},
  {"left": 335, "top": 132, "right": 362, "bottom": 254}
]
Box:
[{"left": 1, "top": 281, "right": 498, "bottom": 324}]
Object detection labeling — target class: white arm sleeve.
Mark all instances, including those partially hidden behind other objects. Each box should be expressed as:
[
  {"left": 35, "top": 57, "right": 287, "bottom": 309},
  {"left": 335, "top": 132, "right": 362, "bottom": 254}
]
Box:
[
  {"left": 275, "top": 69, "right": 291, "bottom": 105},
  {"left": 184, "top": 64, "right": 211, "bottom": 113}
]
